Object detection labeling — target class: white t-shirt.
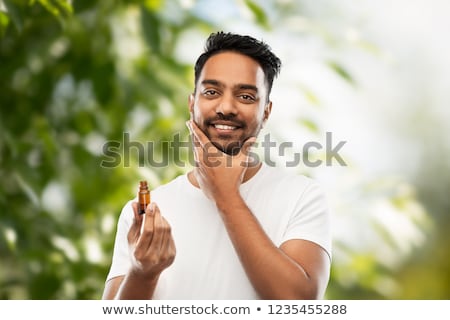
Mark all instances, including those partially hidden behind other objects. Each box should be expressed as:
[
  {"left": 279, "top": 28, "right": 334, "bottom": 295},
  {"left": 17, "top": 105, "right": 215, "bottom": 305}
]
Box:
[{"left": 106, "top": 163, "right": 331, "bottom": 299}]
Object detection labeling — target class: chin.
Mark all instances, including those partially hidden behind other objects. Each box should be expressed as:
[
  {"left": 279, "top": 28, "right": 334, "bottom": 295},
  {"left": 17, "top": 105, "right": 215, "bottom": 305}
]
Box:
[{"left": 212, "top": 140, "right": 242, "bottom": 156}]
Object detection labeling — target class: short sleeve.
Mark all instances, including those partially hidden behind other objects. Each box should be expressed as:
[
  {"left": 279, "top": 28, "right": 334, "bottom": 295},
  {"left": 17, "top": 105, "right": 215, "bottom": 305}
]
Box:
[
  {"left": 105, "top": 200, "right": 134, "bottom": 281},
  {"left": 281, "top": 181, "right": 332, "bottom": 260}
]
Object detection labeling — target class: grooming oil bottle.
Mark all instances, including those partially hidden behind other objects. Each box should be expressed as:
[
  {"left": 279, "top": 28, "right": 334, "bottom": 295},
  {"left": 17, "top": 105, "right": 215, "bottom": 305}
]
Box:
[{"left": 138, "top": 180, "right": 150, "bottom": 214}]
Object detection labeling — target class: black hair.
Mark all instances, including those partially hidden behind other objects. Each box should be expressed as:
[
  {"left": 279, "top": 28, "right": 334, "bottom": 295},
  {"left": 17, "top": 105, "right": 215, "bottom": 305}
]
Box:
[{"left": 194, "top": 31, "right": 282, "bottom": 99}]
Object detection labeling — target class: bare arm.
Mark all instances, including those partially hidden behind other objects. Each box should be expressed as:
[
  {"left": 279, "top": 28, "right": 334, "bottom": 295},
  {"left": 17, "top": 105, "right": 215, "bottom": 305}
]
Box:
[
  {"left": 102, "top": 202, "right": 176, "bottom": 300},
  {"left": 216, "top": 194, "right": 330, "bottom": 299},
  {"left": 102, "top": 276, "right": 124, "bottom": 300}
]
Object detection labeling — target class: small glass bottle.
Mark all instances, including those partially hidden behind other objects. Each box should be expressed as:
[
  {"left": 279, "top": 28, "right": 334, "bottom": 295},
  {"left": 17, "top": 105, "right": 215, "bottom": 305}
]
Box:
[{"left": 138, "top": 180, "right": 150, "bottom": 215}]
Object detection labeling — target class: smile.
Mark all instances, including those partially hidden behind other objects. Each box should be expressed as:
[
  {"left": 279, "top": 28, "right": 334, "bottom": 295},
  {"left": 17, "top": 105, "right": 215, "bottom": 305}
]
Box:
[{"left": 214, "top": 124, "right": 238, "bottom": 130}]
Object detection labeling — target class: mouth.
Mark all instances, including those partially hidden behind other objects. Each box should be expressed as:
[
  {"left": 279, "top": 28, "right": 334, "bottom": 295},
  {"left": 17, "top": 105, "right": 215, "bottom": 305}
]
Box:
[
  {"left": 209, "top": 121, "right": 242, "bottom": 133},
  {"left": 202, "top": 120, "right": 245, "bottom": 155},
  {"left": 213, "top": 124, "right": 238, "bottom": 131}
]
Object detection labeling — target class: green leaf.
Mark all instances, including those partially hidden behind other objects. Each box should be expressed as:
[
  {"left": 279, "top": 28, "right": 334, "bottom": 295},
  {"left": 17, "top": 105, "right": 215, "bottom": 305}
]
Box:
[
  {"left": 37, "top": 0, "right": 73, "bottom": 18},
  {"left": 244, "top": 0, "right": 270, "bottom": 29},
  {"left": 300, "top": 86, "right": 320, "bottom": 106},
  {"left": 140, "top": 5, "right": 161, "bottom": 54},
  {"left": 298, "top": 117, "right": 319, "bottom": 133},
  {"left": 3, "top": 0, "right": 24, "bottom": 32},
  {"left": 0, "top": 11, "right": 10, "bottom": 37},
  {"left": 144, "top": 0, "right": 163, "bottom": 11},
  {"left": 327, "top": 60, "right": 354, "bottom": 84}
]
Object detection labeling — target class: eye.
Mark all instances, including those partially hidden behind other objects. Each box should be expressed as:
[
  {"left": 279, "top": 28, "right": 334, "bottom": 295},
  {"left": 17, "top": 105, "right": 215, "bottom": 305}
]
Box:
[
  {"left": 203, "top": 89, "right": 219, "bottom": 96},
  {"left": 238, "top": 94, "right": 256, "bottom": 102}
]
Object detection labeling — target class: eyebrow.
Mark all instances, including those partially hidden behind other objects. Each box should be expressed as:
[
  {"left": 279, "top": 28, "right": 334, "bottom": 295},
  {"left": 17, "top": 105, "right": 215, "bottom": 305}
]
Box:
[{"left": 201, "top": 79, "right": 258, "bottom": 92}]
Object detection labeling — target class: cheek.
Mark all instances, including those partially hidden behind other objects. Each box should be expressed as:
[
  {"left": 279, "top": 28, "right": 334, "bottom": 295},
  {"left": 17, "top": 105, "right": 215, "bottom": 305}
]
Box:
[
  {"left": 246, "top": 107, "right": 265, "bottom": 126},
  {"left": 191, "top": 109, "right": 202, "bottom": 126},
  {"left": 192, "top": 104, "right": 211, "bottom": 128},
  {"left": 191, "top": 102, "right": 204, "bottom": 119},
  {"left": 193, "top": 101, "right": 225, "bottom": 127}
]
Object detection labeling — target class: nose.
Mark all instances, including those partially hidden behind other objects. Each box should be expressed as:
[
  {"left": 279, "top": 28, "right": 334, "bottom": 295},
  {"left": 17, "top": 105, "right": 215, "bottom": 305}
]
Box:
[{"left": 216, "top": 92, "right": 237, "bottom": 115}]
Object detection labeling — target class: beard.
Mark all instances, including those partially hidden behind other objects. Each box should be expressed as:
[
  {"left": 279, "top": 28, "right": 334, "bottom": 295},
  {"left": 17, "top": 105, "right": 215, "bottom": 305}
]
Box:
[
  {"left": 193, "top": 113, "right": 255, "bottom": 156},
  {"left": 211, "top": 139, "right": 242, "bottom": 156}
]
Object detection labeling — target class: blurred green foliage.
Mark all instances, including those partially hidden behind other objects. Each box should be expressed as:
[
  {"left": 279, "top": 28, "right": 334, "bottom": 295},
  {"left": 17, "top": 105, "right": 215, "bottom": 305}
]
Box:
[
  {"left": 0, "top": 0, "right": 204, "bottom": 299},
  {"left": 1, "top": 0, "right": 448, "bottom": 299}
]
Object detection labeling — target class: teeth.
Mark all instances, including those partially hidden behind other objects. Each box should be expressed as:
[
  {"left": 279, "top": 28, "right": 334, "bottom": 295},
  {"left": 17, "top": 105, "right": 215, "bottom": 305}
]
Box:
[{"left": 214, "top": 124, "right": 236, "bottom": 130}]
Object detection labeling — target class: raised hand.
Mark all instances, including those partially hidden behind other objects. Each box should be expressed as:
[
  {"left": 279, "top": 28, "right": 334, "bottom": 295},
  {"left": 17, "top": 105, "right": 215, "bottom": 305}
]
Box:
[
  {"left": 128, "top": 202, "right": 176, "bottom": 280},
  {"left": 186, "top": 119, "right": 256, "bottom": 202}
]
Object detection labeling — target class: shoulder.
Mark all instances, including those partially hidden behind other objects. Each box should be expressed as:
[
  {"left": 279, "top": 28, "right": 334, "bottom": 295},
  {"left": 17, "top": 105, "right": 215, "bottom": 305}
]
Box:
[
  {"left": 256, "top": 164, "right": 328, "bottom": 209},
  {"left": 151, "top": 173, "right": 188, "bottom": 198},
  {"left": 156, "top": 173, "right": 188, "bottom": 190},
  {"left": 259, "top": 164, "right": 317, "bottom": 192}
]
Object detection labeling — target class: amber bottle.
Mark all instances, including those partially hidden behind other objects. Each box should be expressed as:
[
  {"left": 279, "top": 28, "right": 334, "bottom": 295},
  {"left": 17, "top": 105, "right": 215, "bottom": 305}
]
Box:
[{"left": 138, "top": 180, "right": 150, "bottom": 215}]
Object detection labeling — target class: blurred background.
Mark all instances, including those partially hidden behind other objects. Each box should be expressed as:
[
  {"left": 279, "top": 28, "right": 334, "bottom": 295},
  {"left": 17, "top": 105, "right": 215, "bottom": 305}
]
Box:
[{"left": 0, "top": 0, "right": 449, "bottom": 299}]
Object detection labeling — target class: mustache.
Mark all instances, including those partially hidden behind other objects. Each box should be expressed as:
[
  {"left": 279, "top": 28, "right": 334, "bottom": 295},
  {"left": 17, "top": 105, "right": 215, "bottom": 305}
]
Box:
[{"left": 204, "top": 114, "right": 246, "bottom": 128}]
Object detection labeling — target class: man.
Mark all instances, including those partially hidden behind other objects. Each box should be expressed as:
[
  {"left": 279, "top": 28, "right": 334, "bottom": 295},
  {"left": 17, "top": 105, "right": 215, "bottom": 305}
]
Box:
[{"left": 102, "top": 31, "right": 331, "bottom": 300}]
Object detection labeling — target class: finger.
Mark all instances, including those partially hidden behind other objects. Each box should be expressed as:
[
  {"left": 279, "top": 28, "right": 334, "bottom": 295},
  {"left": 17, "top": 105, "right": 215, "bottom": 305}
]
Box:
[
  {"left": 128, "top": 202, "right": 143, "bottom": 243},
  {"left": 147, "top": 203, "right": 166, "bottom": 254},
  {"left": 187, "top": 120, "right": 210, "bottom": 148},
  {"left": 186, "top": 121, "right": 204, "bottom": 164},
  {"left": 161, "top": 221, "right": 176, "bottom": 267},
  {"left": 132, "top": 201, "right": 145, "bottom": 219},
  {"left": 160, "top": 216, "right": 174, "bottom": 259},
  {"left": 168, "top": 234, "right": 176, "bottom": 258},
  {"left": 135, "top": 203, "right": 155, "bottom": 252}
]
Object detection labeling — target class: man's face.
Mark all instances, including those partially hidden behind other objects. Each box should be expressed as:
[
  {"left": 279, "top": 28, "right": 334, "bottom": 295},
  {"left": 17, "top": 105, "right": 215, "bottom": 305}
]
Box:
[{"left": 189, "top": 51, "right": 272, "bottom": 155}]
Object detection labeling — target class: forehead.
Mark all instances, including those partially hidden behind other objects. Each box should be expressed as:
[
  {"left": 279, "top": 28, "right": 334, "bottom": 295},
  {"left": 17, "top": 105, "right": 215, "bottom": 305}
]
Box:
[{"left": 199, "top": 51, "right": 266, "bottom": 88}]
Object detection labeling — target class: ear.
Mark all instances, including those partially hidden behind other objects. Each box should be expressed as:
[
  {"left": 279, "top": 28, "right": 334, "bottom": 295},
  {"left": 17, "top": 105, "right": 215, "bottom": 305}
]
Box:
[
  {"left": 263, "top": 101, "right": 272, "bottom": 123},
  {"left": 188, "top": 93, "right": 194, "bottom": 113}
]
